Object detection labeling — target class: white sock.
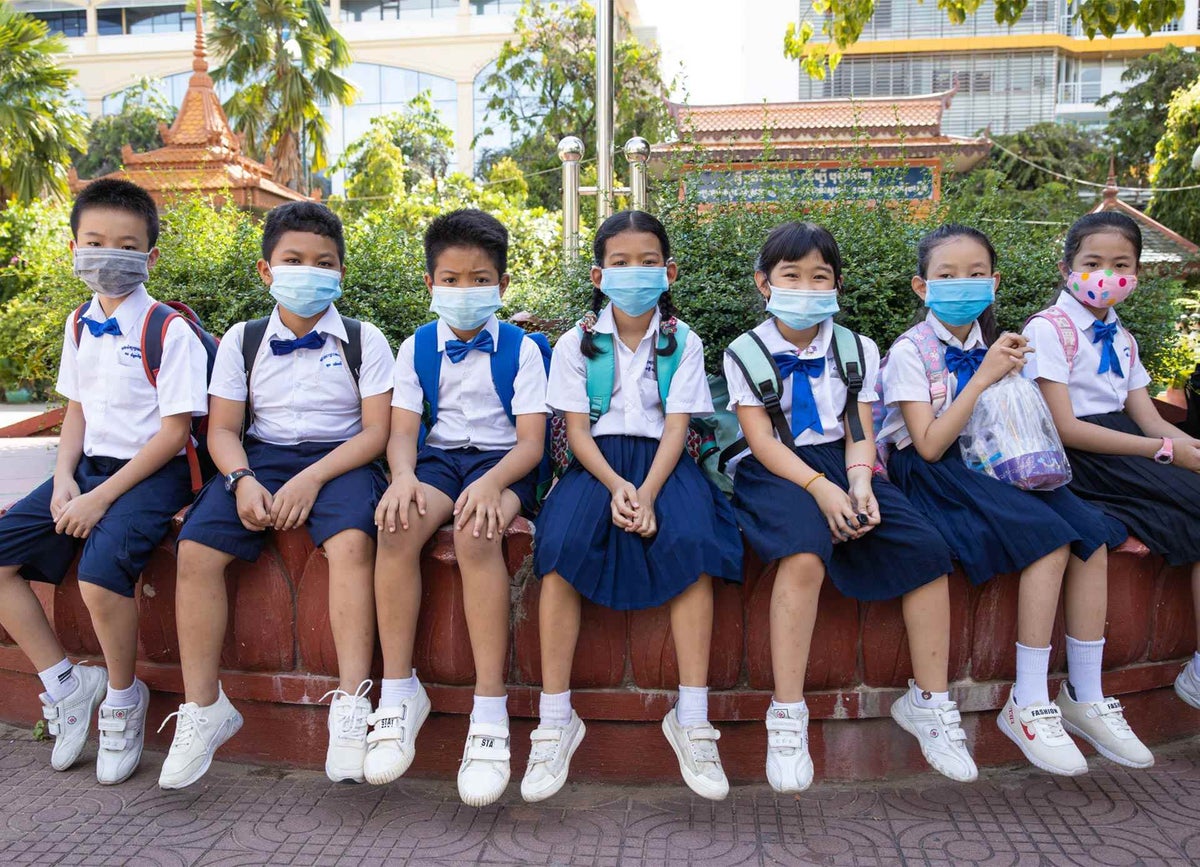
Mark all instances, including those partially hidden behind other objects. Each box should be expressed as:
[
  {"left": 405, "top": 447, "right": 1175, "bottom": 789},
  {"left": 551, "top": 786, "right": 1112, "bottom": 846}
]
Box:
[
  {"left": 38, "top": 658, "right": 77, "bottom": 702},
  {"left": 911, "top": 682, "right": 950, "bottom": 709},
  {"left": 539, "top": 690, "right": 572, "bottom": 728},
  {"left": 1192, "top": 652, "right": 1200, "bottom": 679},
  {"left": 1013, "top": 642, "right": 1051, "bottom": 707},
  {"left": 768, "top": 698, "right": 807, "bottom": 719},
  {"left": 676, "top": 685, "right": 709, "bottom": 727},
  {"left": 471, "top": 693, "right": 508, "bottom": 726},
  {"left": 1066, "top": 635, "right": 1106, "bottom": 703},
  {"left": 104, "top": 680, "right": 140, "bottom": 708},
  {"left": 379, "top": 670, "right": 419, "bottom": 708}
]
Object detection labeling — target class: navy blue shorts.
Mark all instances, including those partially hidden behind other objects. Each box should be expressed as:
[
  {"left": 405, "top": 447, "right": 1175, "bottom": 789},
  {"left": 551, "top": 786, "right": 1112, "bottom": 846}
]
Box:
[
  {"left": 414, "top": 445, "right": 538, "bottom": 516},
  {"left": 178, "top": 439, "right": 387, "bottom": 562},
  {"left": 0, "top": 455, "right": 191, "bottom": 597}
]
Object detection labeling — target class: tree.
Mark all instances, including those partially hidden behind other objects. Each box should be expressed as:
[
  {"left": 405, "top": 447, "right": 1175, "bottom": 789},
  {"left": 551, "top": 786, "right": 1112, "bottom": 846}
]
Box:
[
  {"left": 1147, "top": 77, "right": 1200, "bottom": 242},
  {"left": 987, "top": 122, "right": 1108, "bottom": 190},
  {"left": 0, "top": 5, "right": 89, "bottom": 203},
  {"left": 208, "top": 0, "right": 357, "bottom": 189},
  {"left": 1098, "top": 45, "right": 1200, "bottom": 182},
  {"left": 72, "top": 78, "right": 177, "bottom": 179},
  {"left": 784, "top": 0, "right": 1187, "bottom": 78},
  {"left": 478, "top": 0, "right": 670, "bottom": 209}
]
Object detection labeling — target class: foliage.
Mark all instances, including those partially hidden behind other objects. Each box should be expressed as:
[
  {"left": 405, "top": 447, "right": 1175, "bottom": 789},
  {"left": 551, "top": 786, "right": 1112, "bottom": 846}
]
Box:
[
  {"left": 72, "top": 78, "right": 178, "bottom": 180},
  {"left": 477, "top": 0, "right": 671, "bottom": 209},
  {"left": 0, "top": 4, "right": 89, "bottom": 203},
  {"left": 1147, "top": 78, "right": 1200, "bottom": 242},
  {"left": 784, "top": 0, "right": 1187, "bottom": 78},
  {"left": 988, "top": 123, "right": 1108, "bottom": 191},
  {"left": 209, "top": 0, "right": 357, "bottom": 188}
]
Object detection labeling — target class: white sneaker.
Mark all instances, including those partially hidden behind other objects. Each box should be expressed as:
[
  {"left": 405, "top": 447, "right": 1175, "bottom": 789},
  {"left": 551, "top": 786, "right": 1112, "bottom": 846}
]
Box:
[
  {"left": 321, "top": 680, "right": 373, "bottom": 784},
  {"left": 1174, "top": 661, "right": 1200, "bottom": 710},
  {"left": 41, "top": 663, "right": 107, "bottom": 771},
  {"left": 96, "top": 680, "right": 150, "bottom": 785},
  {"left": 765, "top": 705, "right": 814, "bottom": 794},
  {"left": 1056, "top": 683, "right": 1154, "bottom": 769},
  {"left": 521, "top": 711, "right": 586, "bottom": 803},
  {"left": 457, "top": 717, "right": 511, "bottom": 807},
  {"left": 996, "top": 687, "right": 1087, "bottom": 777},
  {"left": 157, "top": 685, "right": 243, "bottom": 789},
  {"left": 363, "top": 684, "right": 431, "bottom": 785},
  {"left": 890, "top": 683, "right": 978, "bottom": 783},
  {"left": 661, "top": 709, "right": 729, "bottom": 801}
]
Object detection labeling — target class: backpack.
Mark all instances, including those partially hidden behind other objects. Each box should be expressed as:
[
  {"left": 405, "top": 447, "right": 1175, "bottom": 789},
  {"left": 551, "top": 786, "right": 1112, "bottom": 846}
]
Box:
[
  {"left": 1026, "top": 306, "right": 1139, "bottom": 374},
  {"left": 871, "top": 321, "right": 951, "bottom": 473},
  {"left": 72, "top": 299, "right": 219, "bottom": 492},
  {"left": 718, "top": 322, "right": 868, "bottom": 474}
]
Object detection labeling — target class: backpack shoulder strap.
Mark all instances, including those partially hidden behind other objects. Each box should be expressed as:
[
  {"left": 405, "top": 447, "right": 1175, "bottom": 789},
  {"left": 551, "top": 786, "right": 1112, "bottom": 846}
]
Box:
[
  {"left": 830, "top": 323, "right": 867, "bottom": 442},
  {"left": 242, "top": 317, "right": 271, "bottom": 382},
  {"left": 490, "top": 322, "right": 526, "bottom": 423},
  {"left": 725, "top": 330, "right": 792, "bottom": 447},
  {"left": 413, "top": 321, "right": 442, "bottom": 429},
  {"left": 140, "top": 302, "right": 179, "bottom": 387},
  {"left": 1026, "top": 306, "right": 1079, "bottom": 372},
  {"left": 583, "top": 327, "right": 615, "bottom": 424},
  {"left": 70, "top": 301, "right": 91, "bottom": 348},
  {"left": 903, "top": 321, "right": 949, "bottom": 402},
  {"left": 653, "top": 321, "right": 690, "bottom": 412},
  {"left": 339, "top": 315, "right": 363, "bottom": 386}
]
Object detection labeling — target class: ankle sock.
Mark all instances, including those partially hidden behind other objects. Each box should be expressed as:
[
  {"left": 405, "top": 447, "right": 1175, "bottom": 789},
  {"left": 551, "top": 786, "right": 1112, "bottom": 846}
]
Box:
[
  {"left": 539, "top": 690, "right": 572, "bottom": 728},
  {"left": 1013, "top": 642, "right": 1052, "bottom": 707},
  {"left": 675, "top": 685, "right": 709, "bottom": 727},
  {"left": 104, "top": 680, "right": 140, "bottom": 708},
  {"left": 38, "top": 658, "right": 77, "bottom": 702},
  {"left": 380, "top": 670, "right": 419, "bottom": 708},
  {"left": 1065, "top": 635, "right": 1106, "bottom": 703},
  {"left": 471, "top": 693, "right": 508, "bottom": 726},
  {"left": 768, "top": 698, "right": 807, "bottom": 720},
  {"left": 911, "top": 682, "right": 950, "bottom": 709}
]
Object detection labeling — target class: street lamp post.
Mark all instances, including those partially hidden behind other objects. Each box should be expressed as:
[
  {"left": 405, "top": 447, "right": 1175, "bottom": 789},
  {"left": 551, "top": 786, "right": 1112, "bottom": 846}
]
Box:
[{"left": 558, "top": 136, "right": 584, "bottom": 262}]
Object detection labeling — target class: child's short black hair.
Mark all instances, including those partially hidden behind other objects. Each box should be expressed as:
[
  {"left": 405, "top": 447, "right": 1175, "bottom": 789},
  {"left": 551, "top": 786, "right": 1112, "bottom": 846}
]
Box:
[
  {"left": 756, "top": 221, "right": 843, "bottom": 286},
  {"left": 916, "top": 223, "right": 997, "bottom": 279},
  {"left": 261, "top": 201, "right": 345, "bottom": 264},
  {"left": 424, "top": 208, "right": 508, "bottom": 276},
  {"left": 70, "top": 178, "right": 160, "bottom": 248}
]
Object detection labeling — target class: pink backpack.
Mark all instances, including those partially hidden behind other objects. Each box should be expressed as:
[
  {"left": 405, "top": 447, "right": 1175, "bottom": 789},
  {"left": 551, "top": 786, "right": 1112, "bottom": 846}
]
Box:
[
  {"left": 873, "top": 321, "right": 949, "bottom": 472},
  {"left": 1026, "top": 306, "right": 1138, "bottom": 373}
]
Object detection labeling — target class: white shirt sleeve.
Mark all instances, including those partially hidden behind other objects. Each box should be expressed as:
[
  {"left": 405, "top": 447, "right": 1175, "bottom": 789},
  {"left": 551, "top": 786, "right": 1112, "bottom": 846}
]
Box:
[
  {"left": 665, "top": 330, "right": 714, "bottom": 414},
  {"left": 512, "top": 336, "right": 550, "bottom": 416},
  {"left": 882, "top": 339, "right": 935, "bottom": 405},
  {"left": 723, "top": 347, "right": 761, "bottom": 409},
  {"left": 1022, "top": 317, "right": 1070, "bottom": 384},
  {"left": 155, "top": 317, "right": 210, "bottom": 418},
  {"left": 858, "top": 336, "right": 882, "bottom": 403},
  {"left": 55, "top": 316, "right": 80, "bottom": 402},
  {"left": 546, "top": 328, "right": 590, "bottom": 414},
  {"left": 356, "top": 323, "right": 395, "bottom": 399},
  {"left": 207, "top": 322, "right": 249, "bottom": 402},
  {"left": 390, "top": 336, "right": 424, "bottom": 414}
]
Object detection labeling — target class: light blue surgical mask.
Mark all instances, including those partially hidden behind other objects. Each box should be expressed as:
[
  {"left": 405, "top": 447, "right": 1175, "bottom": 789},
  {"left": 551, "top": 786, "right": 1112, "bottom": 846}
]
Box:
[
  {"left": 924, "top": 278, "right": 995, "bottom": 327},
  {"left": 269, "top": 265, "right": 343, "bottom": 318},
  {"left": 600, "top": 266, "right": 668, "bottom": 316},
  {"left": 765, "top": 285, "right": 840, "bottom": 331},
  {"left": 430, "top": 285, "right": 502, "bottom": 331}
]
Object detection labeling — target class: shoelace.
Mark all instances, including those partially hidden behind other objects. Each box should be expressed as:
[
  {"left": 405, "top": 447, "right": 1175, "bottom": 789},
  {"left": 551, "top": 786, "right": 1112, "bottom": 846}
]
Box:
[
  {"left": 321, "top": 679, "right": 373, "bottom": 744},
  {"left": 1093, "top": 699, "right": 1133, "bottom": 736},
  {"left": 528, "top": 728, "right": 564, "bottom": 764},
  {"left": 686, "top": 726, "right": 722, "bottom": 765},
  {"left": 1028, "top": 708, "right": 1069, "bottom": 741},
  {"left": 158, "top": 705, "right": 208, "bottom": 751}
]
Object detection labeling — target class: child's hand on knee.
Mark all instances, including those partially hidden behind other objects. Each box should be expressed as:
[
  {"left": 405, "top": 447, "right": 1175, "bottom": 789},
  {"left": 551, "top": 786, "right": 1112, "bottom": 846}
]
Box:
[
  {"left": 270, "top": 469, "right": 322, "bottom": 531},
  {"left": 49, "top": 477, "right": 81, "bottom": 521},
  {"left": 376, "top": 472, "right": 424, "bottom": 533},
  {"left": 53, "top": 488, "right": 112, "bottom": 539},
  {"left": 455, "top": 478, "right": 504, "bottom": 540},
  {"left": 235, "top": 477, "right": 273, "bottom": 532}
]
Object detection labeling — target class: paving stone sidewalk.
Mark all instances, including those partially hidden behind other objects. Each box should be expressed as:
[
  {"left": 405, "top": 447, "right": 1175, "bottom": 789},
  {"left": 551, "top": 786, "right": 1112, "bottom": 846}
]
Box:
[{"left": 2, "top": 723, "right": 1200, "bottom": 866}]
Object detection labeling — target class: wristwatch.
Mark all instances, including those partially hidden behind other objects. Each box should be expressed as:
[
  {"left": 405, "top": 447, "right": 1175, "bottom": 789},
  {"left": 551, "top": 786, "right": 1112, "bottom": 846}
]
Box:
[
  {"left": 224, "top": 467, "right": 256, "bottom": 492},
  {"left": 1153, "top": 437, "right": 1174, "bottom": 465}
]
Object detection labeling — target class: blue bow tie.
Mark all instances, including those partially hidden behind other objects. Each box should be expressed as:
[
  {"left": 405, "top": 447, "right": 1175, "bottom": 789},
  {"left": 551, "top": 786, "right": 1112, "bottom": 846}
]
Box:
[
  {"left": 773, "top": 352, "right": 825, "bottom": 437},
  {"left": 445, "top": 329, "right": 494, "bottom": 363},
  {"left": 270, "top": 331, "right": 325, "bottom": 356},
  {"left": 1092, "top": 320, "right": 1124, "bottom": 378},
  {"left": 945, "top": 346, "right": 987, "bottom": 395},
  {"left": 84, "top": 316, "right": 122, "bottom": 338}
]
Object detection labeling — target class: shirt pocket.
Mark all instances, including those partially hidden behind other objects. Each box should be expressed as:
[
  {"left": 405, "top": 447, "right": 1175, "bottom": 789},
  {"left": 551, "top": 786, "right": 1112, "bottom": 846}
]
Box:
[{"left": 308, "top": 352, "right": 359, "bottom": 416}]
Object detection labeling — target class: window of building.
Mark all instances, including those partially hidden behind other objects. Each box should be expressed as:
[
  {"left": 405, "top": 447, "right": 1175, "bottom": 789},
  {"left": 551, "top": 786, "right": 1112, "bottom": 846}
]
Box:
[
  {"left": 341, "top": 0, "right": 457, "bottom": 21},
  {"left": 126, "top": 6, "right": 196, "bottom": 33},
  {"left": 30, "top": 10, "right": 88, "bottom": 37},
  {"left": 468, "top": 0, "right": 524, "bottom": 14}
]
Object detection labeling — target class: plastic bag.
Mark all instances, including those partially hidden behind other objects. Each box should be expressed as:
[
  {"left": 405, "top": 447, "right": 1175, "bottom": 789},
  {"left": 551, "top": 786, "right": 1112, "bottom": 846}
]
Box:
[{"left": 959, "top": 374, "right": 1072, "bottom": 491}]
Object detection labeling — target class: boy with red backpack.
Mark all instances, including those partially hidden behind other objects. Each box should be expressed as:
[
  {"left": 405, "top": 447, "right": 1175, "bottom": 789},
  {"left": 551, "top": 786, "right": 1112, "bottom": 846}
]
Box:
[{"left": 0, "top": 179, "right": 211, "bottom": 784}]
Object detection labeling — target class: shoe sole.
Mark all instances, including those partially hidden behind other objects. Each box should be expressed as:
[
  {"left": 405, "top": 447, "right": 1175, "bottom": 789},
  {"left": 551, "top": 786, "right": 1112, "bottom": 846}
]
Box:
[
  {"left": 661, "top": 717, "right": 728, "bottom": 801},
  {"left": 158, "top": 712, "right": 243, "bottom": 790},
  {"left": 458, "top": 768, "right": 511, "bottom": 808},
  {"left": 363, "top": 699, "right": 431, "bottom": 786},
  {"left": 1060, "top": 718, "right": 1154, "bottom": 770},
  {"left": 51, "top": 670, "right": 109, "bottom": 772},
  {"left": 521, "top": 721, "right": 587, "bottom": 803},
  {"left": 1173, "top": 678, "right": 1200, "bottom": 711},
  {"left": 995, "top": 712, "right": 1087, "bottom": 777},
  {"left": 890, "top": 703, "right": 978, "bottom": 784}
]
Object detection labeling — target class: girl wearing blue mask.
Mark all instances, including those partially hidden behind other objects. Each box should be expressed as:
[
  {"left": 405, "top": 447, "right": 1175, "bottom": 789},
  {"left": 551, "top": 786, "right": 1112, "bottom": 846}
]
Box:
[
  {"left": 880, "top": 224, "right": 1147, "bottom": 777},
  {"left": 726, "top": 221, "right": 974, "bottom": 793},
  {"left": 525, "top": 210, "right": 743, "bottom": 804}
]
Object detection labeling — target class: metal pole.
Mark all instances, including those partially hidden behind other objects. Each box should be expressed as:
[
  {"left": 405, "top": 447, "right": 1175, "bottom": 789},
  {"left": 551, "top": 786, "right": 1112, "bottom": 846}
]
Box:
[
  {"left": 558, "top": 136, "right": 584, "bottom": 262},
  {"left": 624, "top": 137, "right": 650, "bottom": 212},
  {"left": 596, "top": 0, "right": 614, "bottom": 221}
]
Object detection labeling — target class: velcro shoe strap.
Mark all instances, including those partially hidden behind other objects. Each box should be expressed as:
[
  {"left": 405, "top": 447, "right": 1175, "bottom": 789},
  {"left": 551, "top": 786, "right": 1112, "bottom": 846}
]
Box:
[
  {"left": 939, "top": 708, "right": 963, "bottom": 725},
  {"left": 530, "top": 729, "right": 563, "bottom": 743},
  {"left": 43, "top": 706, "right": 60, "bottom": 721},
  {"left": 1020, "top": 704, "right": 1061, "bottom": 724},
  {"left": 99, "top": 733, "right": 129, "bottom": 751},
  {"left": 466, "top": 744, "right": 511, "bottom": 762},
  {"left": 1100, "top": 698, "right": 1123, "bottom": 715},
  {"left": 765, "top": 717, "right": 805, "bottom": 733},
  {"left": 46, "top": 720, "right": 61, "bottom": 736},
  {"left": 97, "top": 715, "right": 129, "bottom": 734},
  {"left": 367, "top": 726, "right": 406, "bottom": 745},
  {"left": 467, "top": 722, "right": 510, "bottom": 739},
  {"left": 687, "top": 726, "right": 721, "bottom": 742},
  {"left": 368, "top": 707, "right": 409, "bottom": 726},
  {"left": 947, "top": 726, "right": 967, "bottom": 743}
]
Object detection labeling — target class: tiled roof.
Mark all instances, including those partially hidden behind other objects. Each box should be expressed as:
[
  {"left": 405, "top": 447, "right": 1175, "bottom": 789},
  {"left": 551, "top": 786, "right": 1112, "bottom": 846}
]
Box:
[{"left": 1092, "top": 177, "right": 1198, "bottom": 265}]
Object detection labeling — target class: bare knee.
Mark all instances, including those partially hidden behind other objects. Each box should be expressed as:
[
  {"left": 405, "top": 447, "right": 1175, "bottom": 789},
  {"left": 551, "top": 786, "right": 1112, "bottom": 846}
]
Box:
[
  {"left": 0, "top": 565, "right": 23, "bottom": 587},
  {"left": 79, "top": 580, "right": 131, "bottom": 615},
  {"left": 453, "top": 526, "right": 504, "bottom": 568},
  {"left": 323, "top": 529, "right": 375, "bottom": 567},
  {"left": 376, "top": 523, "right": 428, "bottom": 558},
  {"left": 176, "top": 541, "right": 232, "bottom": 585},
  {"left": 777, "top": 553, "right": 825, "bottom": 588}
]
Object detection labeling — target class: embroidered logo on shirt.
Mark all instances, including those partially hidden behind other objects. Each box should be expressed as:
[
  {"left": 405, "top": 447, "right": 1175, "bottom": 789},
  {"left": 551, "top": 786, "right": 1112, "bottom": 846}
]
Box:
[
  {"left": 320, "top": 351, "right": 344, "bottom": 369},
  {"left": 120, "top": 344, "right": 143, "bottom": 361}
]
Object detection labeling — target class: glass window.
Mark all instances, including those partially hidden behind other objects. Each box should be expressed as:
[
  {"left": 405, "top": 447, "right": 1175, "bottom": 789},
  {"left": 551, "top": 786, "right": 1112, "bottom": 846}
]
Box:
[
  {"left": 97, "top": 9, "right": 123, "bottom": 33},
  {"left": 31, "top": 11, "right": 87, "bottom": 37},
  {"left": 125, "top": 6, "right": 195, "bottom": 34}
]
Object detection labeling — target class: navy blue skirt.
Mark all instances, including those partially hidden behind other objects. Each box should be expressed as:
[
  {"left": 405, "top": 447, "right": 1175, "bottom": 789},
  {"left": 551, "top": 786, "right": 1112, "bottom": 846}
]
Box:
[
  {"left": 1068, "top": 412, "right": 1200, "bottom": 566},
  {"left": 888, "top": 442, "right": 1127, "bottom": 585},
  {"left": 533, "top": 435, "right": 743, "bottom": 611},
  {"left": 733, "top": 442, "right": 953, "bottom": 601}
]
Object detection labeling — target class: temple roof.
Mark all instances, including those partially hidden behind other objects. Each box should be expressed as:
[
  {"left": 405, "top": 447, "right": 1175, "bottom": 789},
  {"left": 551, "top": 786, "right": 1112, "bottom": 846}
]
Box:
[{"left": 1091, "top": 164, "right": 1198, "bottom": 266}]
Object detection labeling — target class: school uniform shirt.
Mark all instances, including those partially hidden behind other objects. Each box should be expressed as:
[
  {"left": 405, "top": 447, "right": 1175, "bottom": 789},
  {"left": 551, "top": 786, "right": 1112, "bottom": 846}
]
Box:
[
  {"left": 208, "top": 304, "right": 394, "bottom": 446},
  {"left": 55, "top": 285, "right": 209, "bottom": 460},
  {"left": 722, "top": 316, "right": 881, "bottom": 474},
  {"left": 879, "top": 311, "right": 986, "bottom": 451},
  {"left": 392, "top": 315, "right": 548, "bottom": 452},
  {"left": 546, "top": 303, "right": 712, "bottom": 439},
  {"left": 1021, "top": 290, "right": 1151, "bottom": 418}
]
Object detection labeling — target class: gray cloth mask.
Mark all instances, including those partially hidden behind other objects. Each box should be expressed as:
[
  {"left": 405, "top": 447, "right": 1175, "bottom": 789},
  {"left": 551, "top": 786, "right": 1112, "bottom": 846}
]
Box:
[{"left": 73, "top": 247, "right": 150, "bottom": 297}]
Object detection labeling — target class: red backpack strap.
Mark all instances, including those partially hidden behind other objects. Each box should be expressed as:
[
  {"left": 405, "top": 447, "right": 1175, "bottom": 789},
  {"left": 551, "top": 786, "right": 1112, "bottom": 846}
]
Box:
[
  {"left": 1119, "top": 324, "right": 1139, "bottom": 371},
  {"left": 70, "top": 301, "right": 91, "bottom": 348},
  {"left": 902, "top": 321, "right": 949, "bottom": 403},
  {"left": 1026, "top": 306, "right": 1079, "bottom": 372}
]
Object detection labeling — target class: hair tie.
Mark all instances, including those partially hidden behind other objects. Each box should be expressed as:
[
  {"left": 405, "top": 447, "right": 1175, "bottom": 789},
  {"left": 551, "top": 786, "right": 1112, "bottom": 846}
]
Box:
[
  {"left": 578, "top": 311, "right": 598, "bottom": 333},
  {"left": 659, "top": 316, "right": 678, "bottom": 336}
]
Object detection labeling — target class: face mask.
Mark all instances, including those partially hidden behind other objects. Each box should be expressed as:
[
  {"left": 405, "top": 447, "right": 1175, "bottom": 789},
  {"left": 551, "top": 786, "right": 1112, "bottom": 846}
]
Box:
[
  {"left": 924, "top": 278, "right": 995, "bottom": 327},
  {"left": 430, "top": 285, "right": 502, "bottom": 331},
  {"left": 600, "top": 266, "right": 668, "bottom": 316},
  {"left": 268, "top": 265, "right": 343, "bottom": 318},
  {"left": 765, "top": 286, "right": 840, "bottom": 331},
  {"left": 1065, "top": 269, "right": 1137, "bottom": 309},
  {"left": 73, "top": 248, "right": 149, "bottom": 298}
]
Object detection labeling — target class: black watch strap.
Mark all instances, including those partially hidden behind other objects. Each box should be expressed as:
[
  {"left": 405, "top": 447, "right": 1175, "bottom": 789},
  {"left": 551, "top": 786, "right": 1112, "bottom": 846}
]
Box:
[{"left": 224, "top": 468, "right": 255, "bottom": 492}]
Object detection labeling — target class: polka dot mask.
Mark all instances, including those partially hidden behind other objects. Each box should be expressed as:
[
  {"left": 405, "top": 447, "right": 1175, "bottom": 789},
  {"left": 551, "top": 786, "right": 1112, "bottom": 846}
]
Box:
[{"left": 1066, "top": 269, "right": 1137, "bottom": 308}]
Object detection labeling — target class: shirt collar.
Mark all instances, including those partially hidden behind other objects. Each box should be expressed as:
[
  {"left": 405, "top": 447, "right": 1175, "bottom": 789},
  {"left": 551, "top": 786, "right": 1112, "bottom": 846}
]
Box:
[
  {"left": 593, "top": 302, "right": 663, "bottom": 343},
  {"left": 436, "top": 314, "right": 499, "bottom": 351},
  {"left": 769, "top": 316, "right": 833, "bottom": 359},
  {"left": 1056, "top": 290, "right": 1118, "bottom": 329},
  {"left": 84, "top": 285, "right": 150, "bottom": 333},
  {"left": 267, "top": 302, "right": 347, "bottom": 342},
  {"left": 925, "top": 309, "right": 985, "bottom": 350}
]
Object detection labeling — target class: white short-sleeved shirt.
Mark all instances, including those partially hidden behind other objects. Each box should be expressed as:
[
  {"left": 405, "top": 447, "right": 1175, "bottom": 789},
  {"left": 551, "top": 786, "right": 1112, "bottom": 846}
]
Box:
[
  {"left": 722, "top": 317, "right": 881, "bottom": 473},
  {"left": 1021, "top": 291, "right": 1151, "bottom": 418},
  {"left": 879, "top": 311, "right": 986, "bottom": 451},
  {"left": 546, "top": 303, "right": 713, "bottom": 439},
  {"left": 208, "top": 304, "right": 394, "bottom": 446},
  {"left": 55, "top": 285, "right": 209, "bottom": 460},
  {"left": 392, "top": 315, "right": 549, "bottom": 451}
]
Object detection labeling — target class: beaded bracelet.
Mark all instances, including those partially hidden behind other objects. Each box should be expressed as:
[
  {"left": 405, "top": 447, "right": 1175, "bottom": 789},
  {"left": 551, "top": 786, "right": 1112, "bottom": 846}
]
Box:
[{"left": 845, "top": 463, "right": 873, "bottom": 474}]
